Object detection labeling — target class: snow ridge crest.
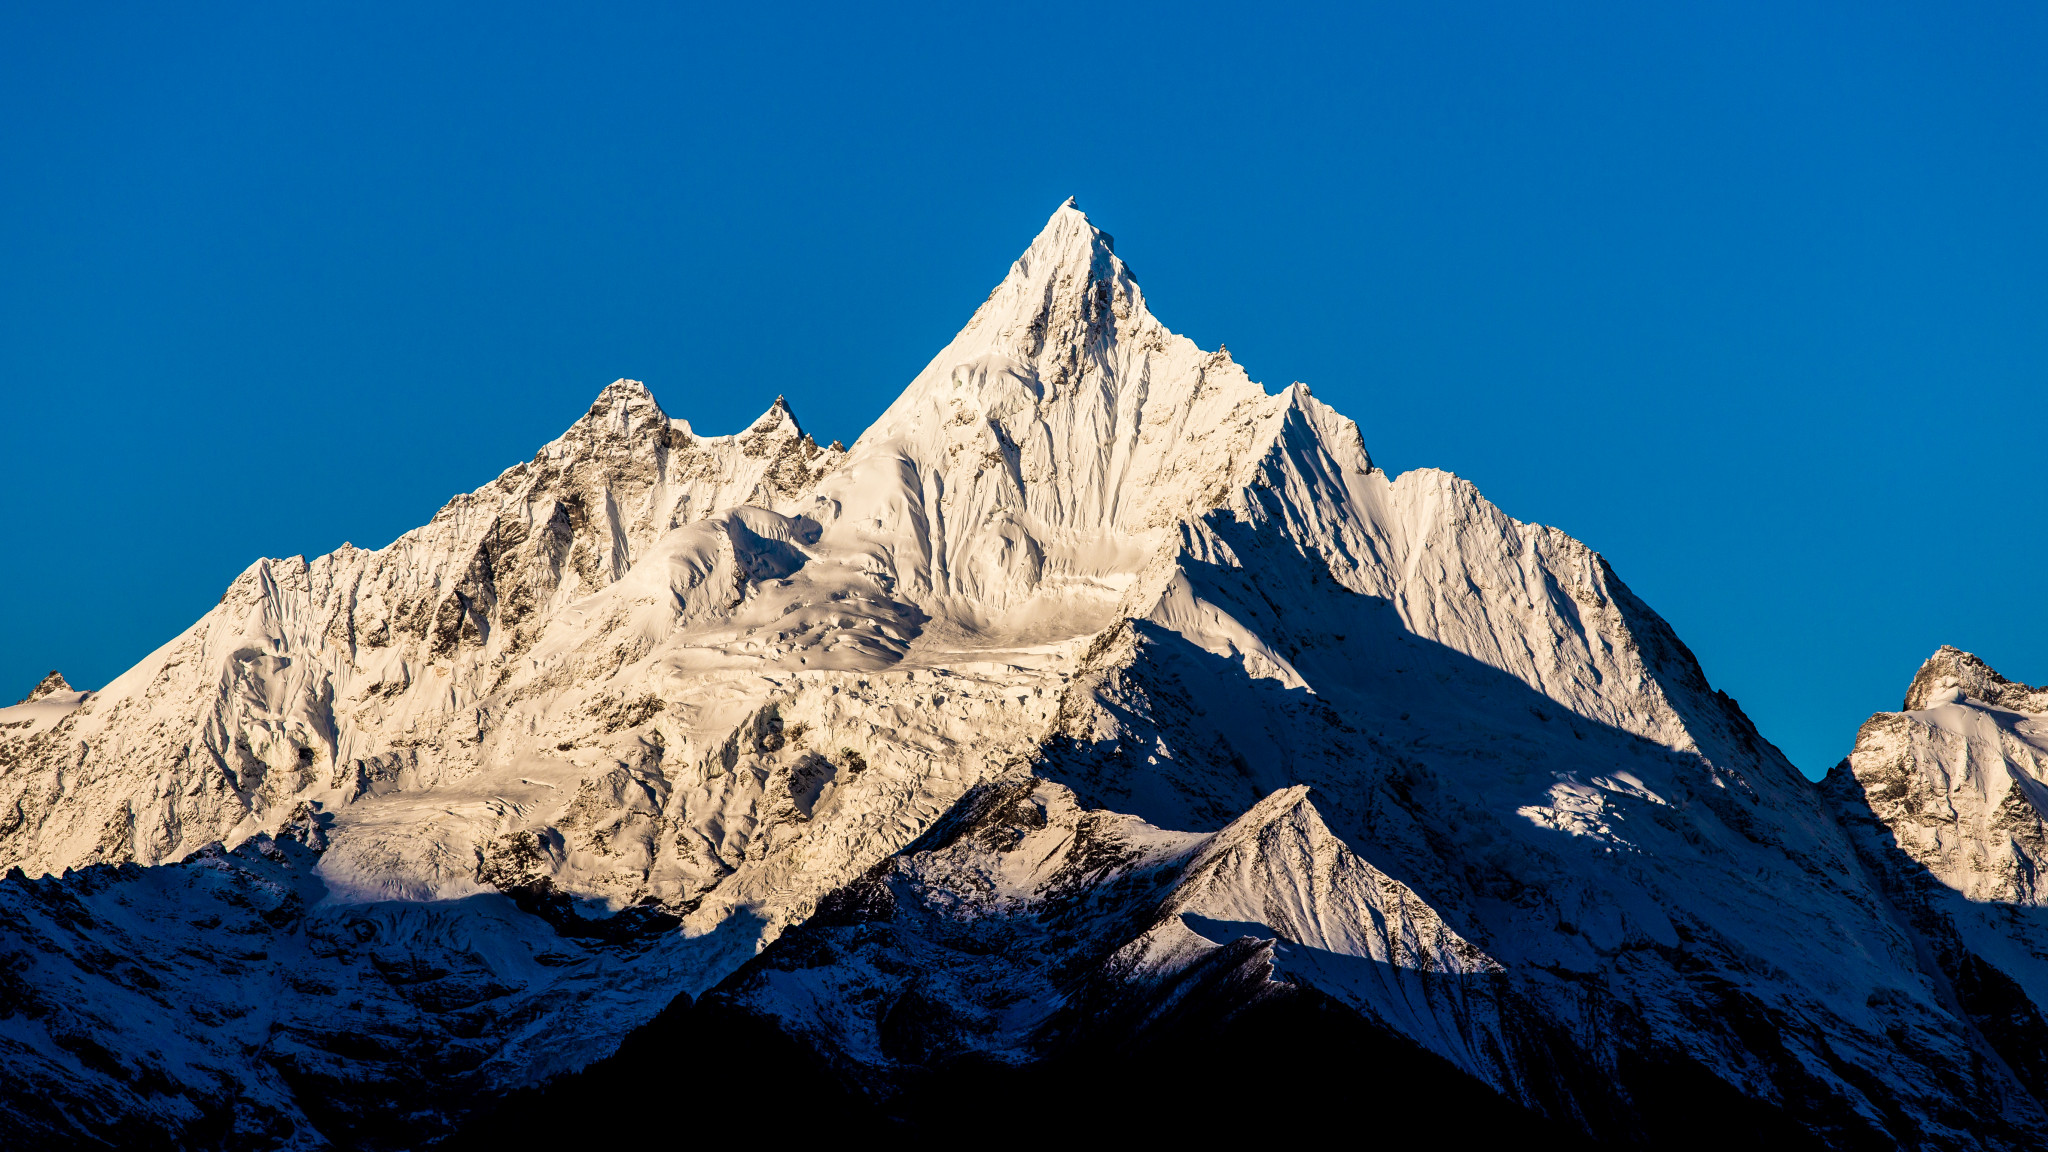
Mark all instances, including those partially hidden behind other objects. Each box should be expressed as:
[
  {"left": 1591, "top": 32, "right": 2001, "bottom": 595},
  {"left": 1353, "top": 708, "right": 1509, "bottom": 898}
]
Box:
[{"left": 16, "top": 671, "right": 70, "bottom": 705}]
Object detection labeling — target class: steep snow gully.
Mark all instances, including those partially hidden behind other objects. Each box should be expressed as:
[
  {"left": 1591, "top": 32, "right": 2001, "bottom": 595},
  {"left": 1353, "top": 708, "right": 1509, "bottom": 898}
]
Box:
[{"left": 3, "top": 202, "right": 2045, "bottom": 1148}]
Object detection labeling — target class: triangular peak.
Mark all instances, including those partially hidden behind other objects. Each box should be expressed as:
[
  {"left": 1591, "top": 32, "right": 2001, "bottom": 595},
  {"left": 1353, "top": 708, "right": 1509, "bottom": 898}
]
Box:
[
  {"left": 795, "top": 201, "right": 1417, "bottom": 618},
  {"left": 838, "top": 201, "right": 1276, "bottom": 510},
  {"left": 551, "top": 378, "right": 675, "bottom": 445},
  {"left": 1903, "top": 646, "right": 2048, "bottom": 712},
  {"left": 584, "top": 377, "right": 662, "bottom": 413},
  {"left": 741, "top": 395, "right": 804, "bottom": 439},
  {"left": 851, "top": 200, "right": 1176, "bottom": 446},
  {"left": 1263, "top": 381, "right": 1377, "bottom": 477},
  {"left": 979, "top": 197, "right": 1136, "bottom": 345},
  {"left": 17, "top": 671, "right": 71, "bottom": 705},
  {"left": 1014, "top": 196, "right": 1117, "bottom": 273}
]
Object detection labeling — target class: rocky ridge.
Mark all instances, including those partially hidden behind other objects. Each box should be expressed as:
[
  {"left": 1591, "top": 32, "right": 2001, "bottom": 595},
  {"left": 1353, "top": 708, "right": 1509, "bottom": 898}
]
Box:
[{"left": 1823, "top": 648, "right": 2048, "bottom": 1107}]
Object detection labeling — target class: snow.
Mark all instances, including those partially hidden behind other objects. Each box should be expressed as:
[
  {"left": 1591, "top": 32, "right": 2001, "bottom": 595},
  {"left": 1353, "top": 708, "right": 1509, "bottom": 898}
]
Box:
[
  {"left": 0, "top": 694, "right": 85, "bottom": 737},
  {"left": 2, "top": 203, "right": 2045, "bottom": 1147},
  {"left": 1823, "top": 649, "right": 2048, "bottom": 1094}
]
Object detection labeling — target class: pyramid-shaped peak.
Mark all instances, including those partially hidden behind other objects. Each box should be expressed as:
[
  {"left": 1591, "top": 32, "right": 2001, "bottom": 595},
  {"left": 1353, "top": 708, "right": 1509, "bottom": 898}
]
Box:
[
  {"left": 849, "top": 200, "right": 1264, "bottom": 479},
  {"left": 578, "top": 378, "right": 664, "bottom": 419},
  {"left": 17, "top": 670, "right": 71, "bottom": 705},
  {"left": 1046, "top": 195, "right": 1101, "bottom": 237},
  {"left": 1014, "top": 198, "right": 1117, "bottom": 275},
  {"left": 742, "top": 395, "right": 805, "bottom": 438},
  {"left": 926, "top": 199, "right": 1152, "bottom": 368},
  {"left": 555, "top": 378, "right": 672, "bottom": 444}
]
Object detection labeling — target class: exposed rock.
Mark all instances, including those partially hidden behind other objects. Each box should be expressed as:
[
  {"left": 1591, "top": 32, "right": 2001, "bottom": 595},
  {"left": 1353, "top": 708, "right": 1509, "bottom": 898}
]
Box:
[
  {"left": 3, "top": 203, "right": 2043, "bottom": 1148},
  {"left": 14, "top": 671, "right": 70, "bottom": 705},
  {"left": 1903, "top": 645, "right": 2048, "bottom": 713},
  {"left": 1823, "top": 649, "right": 2048, "bottom": 1109}
]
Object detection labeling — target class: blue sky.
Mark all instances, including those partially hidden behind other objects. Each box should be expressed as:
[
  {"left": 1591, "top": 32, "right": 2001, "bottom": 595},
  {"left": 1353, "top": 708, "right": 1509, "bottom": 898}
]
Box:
[{"left": 3, "top": 2, "right": 2043, "bottom": 777}]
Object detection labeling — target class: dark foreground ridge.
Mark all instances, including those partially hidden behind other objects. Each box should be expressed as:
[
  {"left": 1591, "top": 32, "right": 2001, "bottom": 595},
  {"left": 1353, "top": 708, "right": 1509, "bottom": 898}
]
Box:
[
  {"left": 450, "top": 990, "right": 1591, "bottom": 1147},
  {"left": 450, "top": 983, "right": 1843, "bottom": 1149}
]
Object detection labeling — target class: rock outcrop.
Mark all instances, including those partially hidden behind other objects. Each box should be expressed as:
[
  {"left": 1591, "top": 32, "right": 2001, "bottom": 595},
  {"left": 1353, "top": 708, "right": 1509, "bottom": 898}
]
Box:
[{"left": 1823, "top": 648, "right": 2048, "bottom": 1108}]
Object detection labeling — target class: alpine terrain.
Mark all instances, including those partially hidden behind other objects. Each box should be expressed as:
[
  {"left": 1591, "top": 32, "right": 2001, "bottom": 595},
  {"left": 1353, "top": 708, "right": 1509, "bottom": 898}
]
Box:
[{"left": 3, "top": 202, "right": 2044, "bottom": 1148}]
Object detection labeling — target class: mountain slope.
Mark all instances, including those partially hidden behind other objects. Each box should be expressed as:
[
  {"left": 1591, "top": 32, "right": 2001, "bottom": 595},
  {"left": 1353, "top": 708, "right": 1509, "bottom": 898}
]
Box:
[
  {"left": 2, "top": 202, "right": 2042, "bottom": 1148},
  {"left": 1822, "top": 648, "right": 2048, "bottom": 1105}
]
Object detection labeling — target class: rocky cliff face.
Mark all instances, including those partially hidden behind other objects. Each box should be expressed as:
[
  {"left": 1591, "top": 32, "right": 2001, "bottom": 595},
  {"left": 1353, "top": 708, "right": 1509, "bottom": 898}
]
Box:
[
  {"left": 1822, "top": 648, "right": 2048, "bottom": 1108},
  {"left": 2, "top": 203, "right": 2045, "bottom": 1149}
]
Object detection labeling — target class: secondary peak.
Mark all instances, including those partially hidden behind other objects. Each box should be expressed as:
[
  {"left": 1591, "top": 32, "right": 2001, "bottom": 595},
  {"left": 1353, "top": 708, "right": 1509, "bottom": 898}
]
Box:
[
  {"left": 744, "top": 395, "right": 804, "bottom": 437},
  {"left": 17, "top": 670, "right": 70, "bottom": 705}
]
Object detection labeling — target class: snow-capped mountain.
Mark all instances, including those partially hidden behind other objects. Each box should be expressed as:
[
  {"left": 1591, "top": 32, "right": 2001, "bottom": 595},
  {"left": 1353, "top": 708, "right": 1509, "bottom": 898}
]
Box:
[
  {"left": 1823, "top": 648, "right": 2048, "bottom": 1109},
  {"left": 3, "top": 202, "right": 2044, "bottom": 1148}
]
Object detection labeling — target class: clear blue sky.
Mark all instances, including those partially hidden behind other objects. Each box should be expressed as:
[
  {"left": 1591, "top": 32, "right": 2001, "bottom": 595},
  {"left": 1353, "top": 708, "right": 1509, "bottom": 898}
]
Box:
[{"left": 4, "top": 3, "right": 2043, "bottom": 778}]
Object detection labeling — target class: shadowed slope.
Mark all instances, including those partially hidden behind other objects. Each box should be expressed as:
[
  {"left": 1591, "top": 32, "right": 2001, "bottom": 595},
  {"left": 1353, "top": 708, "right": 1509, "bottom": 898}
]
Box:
[{"left": 2, "top": 202, "right": 2042, "bottom": 1149}]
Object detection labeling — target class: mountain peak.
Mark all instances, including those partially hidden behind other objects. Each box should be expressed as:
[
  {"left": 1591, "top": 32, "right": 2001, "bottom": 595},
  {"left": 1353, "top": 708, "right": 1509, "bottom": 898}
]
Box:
[
  {"left": 1043, "top": 195, "right": 1104, "bottom": 241},
  {"left": 16, "top": 671, "right": 70, "bottom": 705},
  {"left": 567, "top": 378, "right": 669, "bottom": 433},
  {"left": 744, "top": 395, "right": 802, "bottom": 437},
  {"left": 594, "top": 377, "right": 657, "bottom": 404},
  {"left": 1902, "top": 645, "right": 2048, "bottom": 712},
  {"left": 1014, "top": 197, "right": 1117, "bottom": 279},
  {"left": 903, "top": 201, "right": 1152, "bottom": 393}
]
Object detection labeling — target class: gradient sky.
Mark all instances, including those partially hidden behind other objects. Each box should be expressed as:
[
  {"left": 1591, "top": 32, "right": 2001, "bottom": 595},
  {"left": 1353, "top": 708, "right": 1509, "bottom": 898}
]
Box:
[{"left": 4, "top": 2, "right": 2044, "bottom": 778}]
